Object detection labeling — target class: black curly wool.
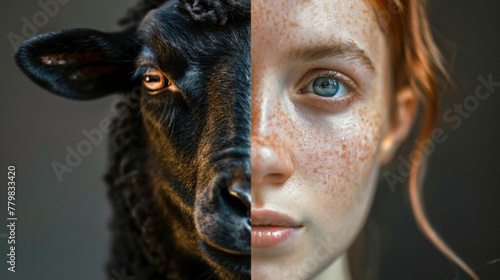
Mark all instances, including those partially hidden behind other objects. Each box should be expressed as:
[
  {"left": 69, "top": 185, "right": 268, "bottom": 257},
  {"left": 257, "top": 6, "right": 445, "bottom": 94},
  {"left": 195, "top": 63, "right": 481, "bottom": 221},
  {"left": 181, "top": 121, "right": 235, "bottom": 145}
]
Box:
[
  {"left": 119, "top": 0, "right": 250, "bottom": 28},
  {"left": 175, "top": 0, "right": 250, "bottom": 25},
  {"left": 104, "top": 90, "right": 180, "bottom": 279}
]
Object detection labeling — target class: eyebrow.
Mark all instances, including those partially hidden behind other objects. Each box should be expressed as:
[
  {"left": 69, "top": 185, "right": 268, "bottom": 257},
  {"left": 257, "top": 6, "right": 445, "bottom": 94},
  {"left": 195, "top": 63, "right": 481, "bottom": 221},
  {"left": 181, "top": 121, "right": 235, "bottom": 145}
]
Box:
[{"left": 288, "top": 41, "right": 375, "bottom": 72}]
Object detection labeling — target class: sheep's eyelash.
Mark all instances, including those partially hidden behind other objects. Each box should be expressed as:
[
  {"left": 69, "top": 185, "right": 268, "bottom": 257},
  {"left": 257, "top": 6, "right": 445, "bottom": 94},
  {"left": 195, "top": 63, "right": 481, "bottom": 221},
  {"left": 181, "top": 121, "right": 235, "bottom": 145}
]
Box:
[{"left": 132, "top": 65, "right": 161, "bottom": 80}]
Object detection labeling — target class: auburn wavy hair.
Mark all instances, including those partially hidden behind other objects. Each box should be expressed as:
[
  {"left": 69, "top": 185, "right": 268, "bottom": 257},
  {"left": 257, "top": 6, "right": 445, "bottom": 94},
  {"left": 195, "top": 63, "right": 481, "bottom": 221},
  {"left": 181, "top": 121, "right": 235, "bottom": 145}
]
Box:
[{"left": 365, "top": 0, "right": 478, "bottom": 279}]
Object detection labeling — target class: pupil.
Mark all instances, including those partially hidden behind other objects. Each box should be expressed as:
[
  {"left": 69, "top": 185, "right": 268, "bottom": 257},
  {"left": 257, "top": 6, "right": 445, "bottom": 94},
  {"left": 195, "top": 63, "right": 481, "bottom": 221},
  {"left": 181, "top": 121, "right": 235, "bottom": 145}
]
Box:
[
  {"left": 313, "top": 77, "right": 339, "bottom": 97},
  {"left": 144, "top": 75, "right": 160, "bottom": 82}
]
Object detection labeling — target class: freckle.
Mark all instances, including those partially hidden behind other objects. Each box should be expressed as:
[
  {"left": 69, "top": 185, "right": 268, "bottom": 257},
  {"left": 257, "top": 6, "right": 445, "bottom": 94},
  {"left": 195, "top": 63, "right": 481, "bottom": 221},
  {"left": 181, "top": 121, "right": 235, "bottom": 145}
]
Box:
[{"left": 342, "top": 144, "right": 347, "bottom": 151}]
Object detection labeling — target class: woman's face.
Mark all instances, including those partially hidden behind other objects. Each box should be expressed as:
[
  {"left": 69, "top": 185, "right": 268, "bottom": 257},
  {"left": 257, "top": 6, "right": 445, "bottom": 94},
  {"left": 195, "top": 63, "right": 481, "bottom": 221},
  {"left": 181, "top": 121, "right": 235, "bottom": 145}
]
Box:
[{"left": 251, "top": 0, "right": 395, "bottom": 278}]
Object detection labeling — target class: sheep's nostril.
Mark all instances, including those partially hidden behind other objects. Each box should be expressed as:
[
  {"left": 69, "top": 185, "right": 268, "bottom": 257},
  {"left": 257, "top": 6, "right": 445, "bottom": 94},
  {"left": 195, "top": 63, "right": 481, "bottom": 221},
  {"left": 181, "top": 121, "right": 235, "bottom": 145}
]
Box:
[
  {"left": 229, "top": 182, "right": 250, "bottom": 210},
  {"left": 226, "top": 181, "right": 251, "bottom": 219}
]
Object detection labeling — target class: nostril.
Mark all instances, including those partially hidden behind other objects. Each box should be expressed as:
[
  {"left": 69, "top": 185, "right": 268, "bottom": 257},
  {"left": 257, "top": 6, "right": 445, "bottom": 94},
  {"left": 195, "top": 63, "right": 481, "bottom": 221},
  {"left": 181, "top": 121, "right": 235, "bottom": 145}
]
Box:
[
  {"left": 228, "top": 182, "right": 250, "bottom": 211},
  {"left": 223, "top": 181, "right": 251, "bottom": 223}
]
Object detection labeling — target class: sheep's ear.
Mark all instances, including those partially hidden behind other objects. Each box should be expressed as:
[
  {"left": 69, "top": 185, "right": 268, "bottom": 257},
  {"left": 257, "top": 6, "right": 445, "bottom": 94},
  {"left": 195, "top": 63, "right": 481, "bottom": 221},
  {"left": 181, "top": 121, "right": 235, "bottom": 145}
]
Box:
[{"left": 15, "top": 28, "right": 140, "bottom": 100}]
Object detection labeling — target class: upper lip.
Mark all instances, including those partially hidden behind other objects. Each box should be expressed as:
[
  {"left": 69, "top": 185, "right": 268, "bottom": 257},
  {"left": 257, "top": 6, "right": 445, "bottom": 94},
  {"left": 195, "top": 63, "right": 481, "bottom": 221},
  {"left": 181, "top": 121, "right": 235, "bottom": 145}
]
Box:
[{"left": 251, "top": 209, "right": 302, "bottom": 227}]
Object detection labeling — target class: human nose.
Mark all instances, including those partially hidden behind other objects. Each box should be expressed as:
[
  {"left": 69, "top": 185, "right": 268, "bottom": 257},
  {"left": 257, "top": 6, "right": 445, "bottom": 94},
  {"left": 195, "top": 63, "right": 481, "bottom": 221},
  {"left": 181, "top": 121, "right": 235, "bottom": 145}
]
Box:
[{"left": 251, "top": 90, "right": 294, "bottom": 186}]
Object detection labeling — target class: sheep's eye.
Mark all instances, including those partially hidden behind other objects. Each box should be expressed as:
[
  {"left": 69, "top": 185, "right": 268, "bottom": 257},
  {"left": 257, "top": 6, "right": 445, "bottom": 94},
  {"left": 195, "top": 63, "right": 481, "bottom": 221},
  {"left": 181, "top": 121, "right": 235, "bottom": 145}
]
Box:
[{"left": 142, "top": 69, "right": 170, "bottom": 92}]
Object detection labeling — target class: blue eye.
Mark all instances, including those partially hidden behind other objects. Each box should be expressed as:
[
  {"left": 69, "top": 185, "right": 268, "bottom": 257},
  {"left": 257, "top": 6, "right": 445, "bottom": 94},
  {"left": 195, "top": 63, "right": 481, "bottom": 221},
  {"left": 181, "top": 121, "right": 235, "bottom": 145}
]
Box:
[{"left": 305, "top": 77, "right": 349, "bottom": 98}]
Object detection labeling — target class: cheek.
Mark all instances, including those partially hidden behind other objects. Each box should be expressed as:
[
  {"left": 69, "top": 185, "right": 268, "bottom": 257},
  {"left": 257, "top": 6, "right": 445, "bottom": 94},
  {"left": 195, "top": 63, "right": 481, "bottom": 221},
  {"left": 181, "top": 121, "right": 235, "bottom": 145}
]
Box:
[{"left": 289, "top": 104, "right": 384, "bottom": 217}]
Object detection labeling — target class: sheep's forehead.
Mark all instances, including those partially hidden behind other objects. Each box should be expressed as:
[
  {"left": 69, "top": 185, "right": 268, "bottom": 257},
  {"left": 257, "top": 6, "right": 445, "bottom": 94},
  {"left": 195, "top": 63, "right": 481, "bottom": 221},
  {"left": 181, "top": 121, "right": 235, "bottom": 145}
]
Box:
[
  {"left": 138, "top": 5, "right": 248, "bottom": 63},
  {"left": 139, "top": 7, "right": 210, "bottom": 52}
]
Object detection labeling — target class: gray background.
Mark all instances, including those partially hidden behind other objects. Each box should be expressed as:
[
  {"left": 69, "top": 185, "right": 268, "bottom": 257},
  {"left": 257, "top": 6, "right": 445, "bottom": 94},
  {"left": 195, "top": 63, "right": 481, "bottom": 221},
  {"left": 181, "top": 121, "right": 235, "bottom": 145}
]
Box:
[
  {"left": 0, "top": 0, "right": 499, "bottom": 280},
  {"left": 0, "top": 1, "right": 135, "bottom": 279}
]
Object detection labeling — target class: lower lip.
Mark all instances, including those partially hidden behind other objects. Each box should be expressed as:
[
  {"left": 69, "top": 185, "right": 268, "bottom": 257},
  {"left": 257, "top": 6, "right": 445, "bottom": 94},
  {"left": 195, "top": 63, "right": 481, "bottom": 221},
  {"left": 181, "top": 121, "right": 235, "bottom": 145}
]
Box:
[{"left": 251, "top": 226, "right": 302, "bottom": 249}]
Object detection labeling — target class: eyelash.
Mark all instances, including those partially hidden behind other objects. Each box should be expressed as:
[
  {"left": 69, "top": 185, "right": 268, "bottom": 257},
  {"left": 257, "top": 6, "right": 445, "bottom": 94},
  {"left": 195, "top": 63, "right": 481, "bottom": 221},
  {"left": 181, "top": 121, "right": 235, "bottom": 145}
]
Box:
[{"left": 296, "top": 70, "right": 361, "bottom": 111}]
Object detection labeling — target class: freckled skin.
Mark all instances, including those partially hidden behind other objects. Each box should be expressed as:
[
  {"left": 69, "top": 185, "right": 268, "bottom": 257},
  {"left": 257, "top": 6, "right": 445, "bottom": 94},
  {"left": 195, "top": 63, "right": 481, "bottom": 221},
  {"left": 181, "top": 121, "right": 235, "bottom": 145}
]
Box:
[{"left": 251, "top": 0, "right": 392, "bottom": 279}]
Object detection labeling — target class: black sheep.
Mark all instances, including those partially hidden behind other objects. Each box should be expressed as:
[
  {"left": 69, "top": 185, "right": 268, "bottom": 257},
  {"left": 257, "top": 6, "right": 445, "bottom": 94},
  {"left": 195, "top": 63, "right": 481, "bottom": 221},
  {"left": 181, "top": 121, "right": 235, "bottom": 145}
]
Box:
[{"left": 14, "top": 0, "right": 251, "bottom": 279}]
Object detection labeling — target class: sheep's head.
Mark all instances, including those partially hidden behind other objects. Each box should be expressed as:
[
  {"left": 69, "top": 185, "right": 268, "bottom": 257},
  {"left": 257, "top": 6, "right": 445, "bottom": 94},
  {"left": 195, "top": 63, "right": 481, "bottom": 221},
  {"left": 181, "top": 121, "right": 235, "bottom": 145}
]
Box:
[
  {"left": 15, "top": 0, "right": 250, "bottom": 279},
  {"left": 135, "top": 1, "right": 251, "bottom": 278}
]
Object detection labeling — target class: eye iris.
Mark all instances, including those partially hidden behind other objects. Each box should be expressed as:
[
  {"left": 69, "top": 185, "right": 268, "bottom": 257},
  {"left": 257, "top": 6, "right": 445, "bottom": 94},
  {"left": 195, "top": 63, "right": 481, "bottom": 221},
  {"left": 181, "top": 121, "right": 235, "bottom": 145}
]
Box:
[
  {"left": 313, "top": 77, "right": 339, "bottom": 97},
  {"left": 141, "top": 69, "right": 168, "bottom": 92}
]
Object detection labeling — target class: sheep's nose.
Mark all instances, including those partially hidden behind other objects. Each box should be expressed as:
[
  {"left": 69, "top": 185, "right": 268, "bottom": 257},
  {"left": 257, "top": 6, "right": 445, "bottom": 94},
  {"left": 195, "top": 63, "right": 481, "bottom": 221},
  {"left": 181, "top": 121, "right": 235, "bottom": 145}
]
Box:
[
  {"left": 225, "top": 177, "right": 251, "bottom": 225},
  {"left": 228, "top": 181, "right": 250, "bottom": 211}
]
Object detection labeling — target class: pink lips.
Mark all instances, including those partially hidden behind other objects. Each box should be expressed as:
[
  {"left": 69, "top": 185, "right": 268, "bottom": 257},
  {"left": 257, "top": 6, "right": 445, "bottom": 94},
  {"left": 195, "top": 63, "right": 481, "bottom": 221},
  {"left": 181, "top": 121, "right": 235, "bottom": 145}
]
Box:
[{"left": 251, "top": 209, "right": 303, "bottom": 249}]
